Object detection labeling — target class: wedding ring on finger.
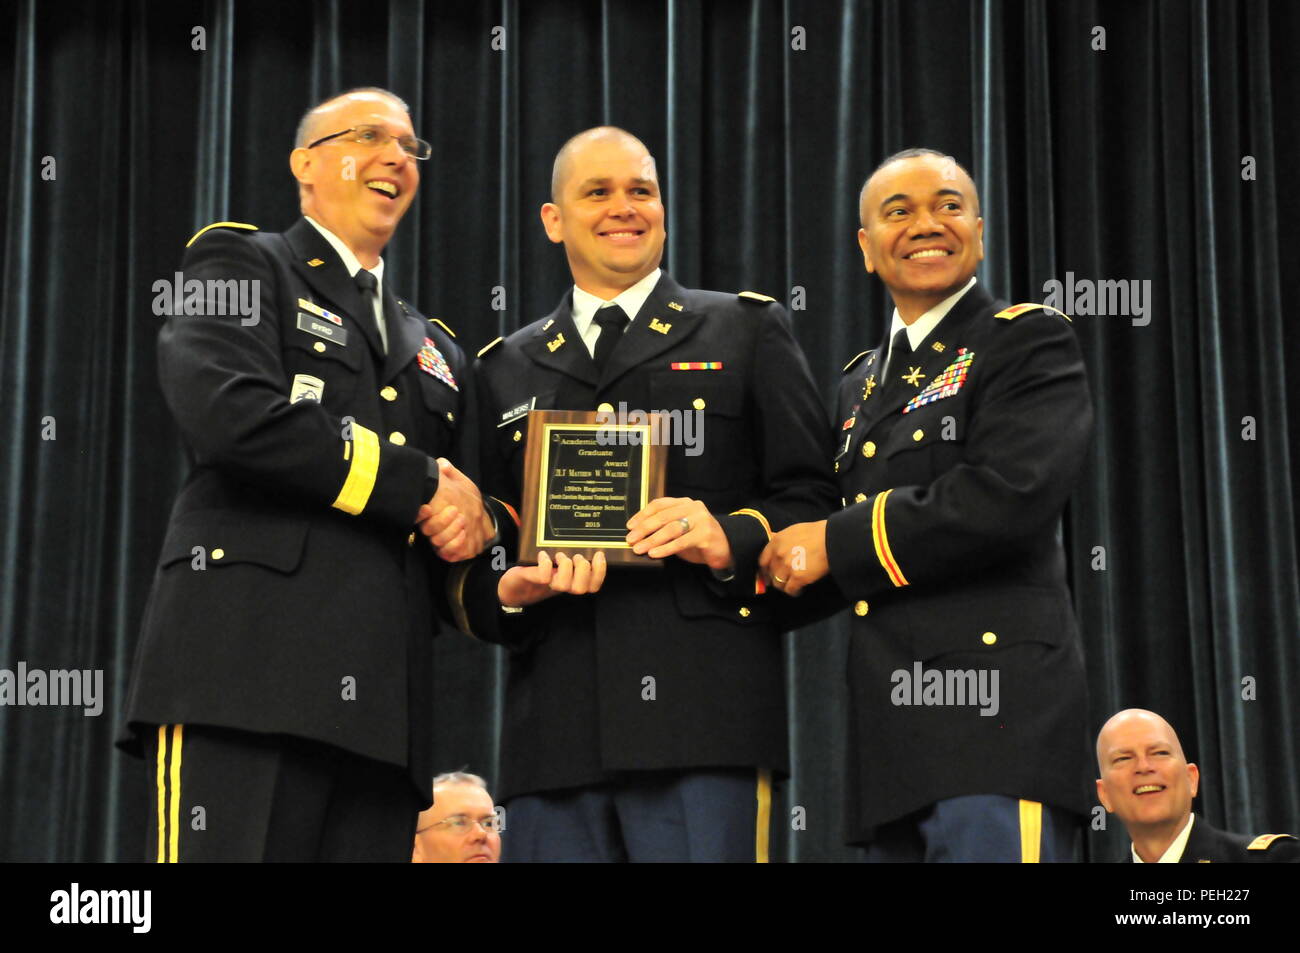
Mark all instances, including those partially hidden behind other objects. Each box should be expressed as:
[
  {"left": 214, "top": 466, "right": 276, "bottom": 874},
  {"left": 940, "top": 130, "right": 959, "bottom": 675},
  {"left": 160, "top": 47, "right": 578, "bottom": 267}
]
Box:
[
  {"left": 677, "top": 517, "right": 691, "bottom": 535},
  {"left": 772, "top": 574, "right": 787, "bottom": 586}
]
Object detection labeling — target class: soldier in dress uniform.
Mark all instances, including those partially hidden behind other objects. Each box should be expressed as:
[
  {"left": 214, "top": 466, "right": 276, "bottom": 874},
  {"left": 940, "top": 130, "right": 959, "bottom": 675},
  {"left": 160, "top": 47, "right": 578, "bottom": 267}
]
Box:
[
  {"left": 446, "top": 126, "right": 838, "bottom": 862},
  {"left": 762, "top": 148, "right": 1095, "bottom": 861},
  {"left": 118, "top": 88, "right": 501, "bottom": 861},
  {"left": 1097, "top": 708, "right": 1298, "bottom": 863}
]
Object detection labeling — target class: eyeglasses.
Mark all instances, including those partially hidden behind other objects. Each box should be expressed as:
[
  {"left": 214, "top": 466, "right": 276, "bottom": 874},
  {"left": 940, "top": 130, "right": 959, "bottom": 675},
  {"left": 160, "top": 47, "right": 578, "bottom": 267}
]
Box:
[
  {"left": 419, "top": 813, "right": 503, "bottom": 835},
  {"left": 306, "top": 124, "right": 432, "bottom": 160}
]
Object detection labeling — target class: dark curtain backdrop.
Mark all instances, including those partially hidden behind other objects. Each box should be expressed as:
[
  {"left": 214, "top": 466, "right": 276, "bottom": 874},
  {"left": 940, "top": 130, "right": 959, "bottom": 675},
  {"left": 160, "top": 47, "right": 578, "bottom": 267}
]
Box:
[{"left": 1, "top": 0, "right": 1296, "bottom": 862}]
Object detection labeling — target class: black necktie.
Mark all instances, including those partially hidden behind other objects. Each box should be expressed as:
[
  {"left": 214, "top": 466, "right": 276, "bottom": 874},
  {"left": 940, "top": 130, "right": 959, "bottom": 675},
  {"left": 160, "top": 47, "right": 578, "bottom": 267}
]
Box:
[
  {"left": 887, "top": 327, "right": 912, "bottom": 379},
  {"left": 593, "top": 304, "right": 630, "bottom": 371},
  {"left": 354, "top": 268, "right": 385, "bottom": 353}
]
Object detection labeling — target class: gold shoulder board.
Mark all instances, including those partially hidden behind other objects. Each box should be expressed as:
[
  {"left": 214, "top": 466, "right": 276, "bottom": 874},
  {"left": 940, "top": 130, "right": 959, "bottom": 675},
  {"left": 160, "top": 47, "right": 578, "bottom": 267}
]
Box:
[
  {"left": 1247, "top": 834, "right": 1297, "bottom": 850},
  {"left": 738, "top": 290, "right": 776, "bottom": 304},
  {"left": 995, "top": 302, "right": 1072, "bottom": 322},
  {"left": 842, "top": 350, "right": 872, "bottom": 373},
  {"left": 186, "top": 221, "right": 258, "bottom": 248}
]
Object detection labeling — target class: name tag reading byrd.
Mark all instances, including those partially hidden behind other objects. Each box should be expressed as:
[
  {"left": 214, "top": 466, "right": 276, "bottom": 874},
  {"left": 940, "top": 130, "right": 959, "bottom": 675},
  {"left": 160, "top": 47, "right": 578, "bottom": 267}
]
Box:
[{"left": 297, "top": 312, "right": 348, "bottom": 345}]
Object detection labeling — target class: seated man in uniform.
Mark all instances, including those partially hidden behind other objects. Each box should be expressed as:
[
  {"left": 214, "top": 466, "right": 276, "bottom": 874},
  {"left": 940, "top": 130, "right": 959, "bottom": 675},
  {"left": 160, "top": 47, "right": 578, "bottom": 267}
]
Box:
[
  {"left": 1096, "top": 708, "right": 1298, "bottom": 863},
  {"left": 412, "top": 771, "right": 502, "bottom": 863}
]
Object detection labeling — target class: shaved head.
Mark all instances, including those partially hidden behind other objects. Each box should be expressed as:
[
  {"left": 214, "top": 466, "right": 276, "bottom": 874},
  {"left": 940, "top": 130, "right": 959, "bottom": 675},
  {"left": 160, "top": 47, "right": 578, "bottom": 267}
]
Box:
[
  {"left": 551, "top": 126, "right": 656, "bottom": 201},
  {"left": 1095, "top": 708, "right": 1186, "bottom": 771}
]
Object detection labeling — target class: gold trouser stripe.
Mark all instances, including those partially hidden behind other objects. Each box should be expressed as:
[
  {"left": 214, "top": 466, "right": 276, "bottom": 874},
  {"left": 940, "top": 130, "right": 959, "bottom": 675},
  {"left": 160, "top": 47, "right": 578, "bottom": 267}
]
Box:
[
  {"left": 331, "top": 424, "right": 380, "bottom": 515},
  {"left": 755, "top": 768, "right": 772, "bottom": 863},
  {"left": 871, "top": 489, "right": 909, "bottom": 587},
  {"left": 447, "top": 562, "right": 476, "bottom": 638},
  {"left": 729, "top": 507, "right": 772, "bottom": 539},
  {"left": 154, "top": 725, "right": 168, "bottom": 863},
  {"left": 168, "top": 724, "right": 184, "bottom": 863},
  {"left": 1019, "top": 798, "right": 1042, "bottom": 863}
]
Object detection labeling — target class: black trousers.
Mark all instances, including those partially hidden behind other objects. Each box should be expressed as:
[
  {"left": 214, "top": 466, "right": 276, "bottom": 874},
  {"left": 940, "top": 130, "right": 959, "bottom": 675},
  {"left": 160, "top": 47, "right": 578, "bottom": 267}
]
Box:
[{"left": 145, "top": 724, "right": 422, "bottom": 862}]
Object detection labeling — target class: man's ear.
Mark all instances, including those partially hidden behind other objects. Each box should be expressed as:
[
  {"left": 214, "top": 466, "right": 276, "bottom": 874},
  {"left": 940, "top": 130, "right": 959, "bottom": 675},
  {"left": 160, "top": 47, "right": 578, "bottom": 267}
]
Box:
[
  {"left": 1095, "top": 778, "right": 1113, "bottom": 813},
  {"left": 974, "top": 216, "right": 985, "bottom": 262},
  {"left": 1187, "top": 762, "right": 1199, "bottom": 799},
  {"left": 290, "top": 147, "right": 313, "bottom": 187},
  {"left": 858, "top": 228, "right": 875, "bottom": 274},
  {"left": 540, "top": 203, "right": 563, "bottom": 244}
]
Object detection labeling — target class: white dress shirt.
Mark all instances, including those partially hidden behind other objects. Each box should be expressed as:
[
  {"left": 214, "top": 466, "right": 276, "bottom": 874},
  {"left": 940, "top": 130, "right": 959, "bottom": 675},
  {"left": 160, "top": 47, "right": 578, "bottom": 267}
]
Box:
[
  {"left": 1131, "top": 812, "right": 1196, "bottom": 863},
  {"left": 305, "top": 216, "right": 388, "bottom": 353},
  {"left": 570, "top": 268, "right": 663, "bottom": 358},
  {"left": 881, "top": 276, "right": 977, "bottom": 377}
]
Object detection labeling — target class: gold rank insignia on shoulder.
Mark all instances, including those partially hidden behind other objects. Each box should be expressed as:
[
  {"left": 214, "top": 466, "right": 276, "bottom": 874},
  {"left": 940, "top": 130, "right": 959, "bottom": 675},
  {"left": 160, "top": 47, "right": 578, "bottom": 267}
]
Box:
[
  {"left": 737, "top": 290, "right": 776, "bottom": 303},
  {"left": 668, "top": 301, "right": 684, "bottom": 311},
  {"left": 429, "top": 317, "right": 456, "bottom": 338},
  {"left": 547, "top": 332, "right": 566, "bottom": 352},
  {"left": 185, "top": 220, "right": 258, "bottom": 248},
  {"left": 995, "top": 302, "right": 1072, "bottom": 322},
  {"left": 477, "top": 336, "right": 504, "bottom": 359},
  {"left": 649, "top": 318, "right": 672, "bottom": 334},
  {"left": 1247, "top": 834, "right": 1297, "bottom": 850}
]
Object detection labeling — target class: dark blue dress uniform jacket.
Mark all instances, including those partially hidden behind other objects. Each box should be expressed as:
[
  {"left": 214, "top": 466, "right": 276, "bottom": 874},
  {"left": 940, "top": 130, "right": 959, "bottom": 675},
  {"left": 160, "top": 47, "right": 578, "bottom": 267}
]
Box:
[
  {"left": 457, "top": 273, "right": 839, "bottom": 801},
  {"left": 119, "top": 218, "right": 477, "bottom": 802},
  {"left": 793, "top": 282, "right": 1095, "bottom": 844},
  {"left": 1125, "top": 818, "right": 1300, "bottom": 863}
]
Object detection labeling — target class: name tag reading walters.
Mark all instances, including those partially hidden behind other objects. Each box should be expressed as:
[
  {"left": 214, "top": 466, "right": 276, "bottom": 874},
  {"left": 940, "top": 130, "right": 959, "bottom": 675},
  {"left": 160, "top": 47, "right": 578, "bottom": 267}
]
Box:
[{"left": 518, "top": 410, "right": 667, "bottom": 566}]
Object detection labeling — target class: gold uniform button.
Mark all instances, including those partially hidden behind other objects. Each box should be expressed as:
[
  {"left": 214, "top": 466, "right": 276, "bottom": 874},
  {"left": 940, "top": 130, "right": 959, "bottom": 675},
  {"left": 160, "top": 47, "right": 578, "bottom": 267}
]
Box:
[
  {"left": 982, "top": 631, "right": 997, "bottom": 645},
  {"left": 738, "top": 607, "right": 751, "bottom": 618},
  {"left": 693, "top": 397, "right": 706, "bottom": 410},
  {"left": 854, "top": 600, "right": 869, "bottom": 617},
  {"left": 597, "top": 402, "right": 614, "bottom": 413},
  {"left": 407, "top": 532, "right": 416, "bottom": 547},
  {"left": 313, "top": 341, "right": 326, "bottom": 353},
  {"left": 854, "top": 492, "right": 867, "bottom": 503},
  {"left": 211, "top": 548, "right": 225, "bottom": 560},
  {"left": 380, "top": 386, "right": 397, "bottom": 401},
  {"left": 862, "top": 441, "right": 877, "bottom": 458},
  {"left": 446, "top": 411, "right": 455, "bottom": 423},
  {"left": 912, "top": 429, "right": 924, "bottom": 442},
  {"left": 834, "top": 461, "right": 840, "bottom": 472},
  {"left": 512, "top": 429, "right": 521, "bottom": 442},
  {"left": 389, "top": 431, "right": 406, "bottom": 446}
]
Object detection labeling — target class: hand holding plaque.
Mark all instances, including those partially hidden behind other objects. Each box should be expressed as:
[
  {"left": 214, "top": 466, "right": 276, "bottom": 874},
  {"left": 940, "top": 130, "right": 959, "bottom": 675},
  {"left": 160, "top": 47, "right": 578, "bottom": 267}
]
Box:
[{"left": 518, "top": 410, "right": 667, "bottom": 566}]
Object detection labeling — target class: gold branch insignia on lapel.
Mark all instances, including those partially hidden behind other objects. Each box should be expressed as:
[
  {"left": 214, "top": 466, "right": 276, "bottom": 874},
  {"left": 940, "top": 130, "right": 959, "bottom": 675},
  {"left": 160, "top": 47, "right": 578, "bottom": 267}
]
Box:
[
  {"left": 547, "top": 332, "right": 566, "bottom": 353},
  {"left": 902, "top": 366, "right": 926, "bottom": 387},
  {"left": 649, "top": 317, "right": 672, "bottom": 334}
]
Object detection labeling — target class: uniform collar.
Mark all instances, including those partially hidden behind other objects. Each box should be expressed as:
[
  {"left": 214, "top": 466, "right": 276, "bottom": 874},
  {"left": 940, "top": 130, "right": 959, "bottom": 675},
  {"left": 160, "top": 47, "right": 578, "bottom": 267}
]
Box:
[
  {"left": 884, "top": 276, "right": 977, "bottom": 372},
  {"left": 1131, "top": 812, "right": 1195, "bottom": 863},
  {"left": 571, "top": 267, "right": 662, "bottom": 339},
  {"left": 304, "top": 215, "right": 385, "bottom": 290}
]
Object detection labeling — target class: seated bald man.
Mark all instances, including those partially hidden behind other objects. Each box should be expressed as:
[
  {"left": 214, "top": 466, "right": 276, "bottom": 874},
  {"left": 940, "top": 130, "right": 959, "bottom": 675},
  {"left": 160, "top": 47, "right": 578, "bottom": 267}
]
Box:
[
  {"left": 412, "top": 772, "right": 502, "bottom": 863},
  {"left": 1095, "top": 709, "right": 1298, "bottom": 863}
]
